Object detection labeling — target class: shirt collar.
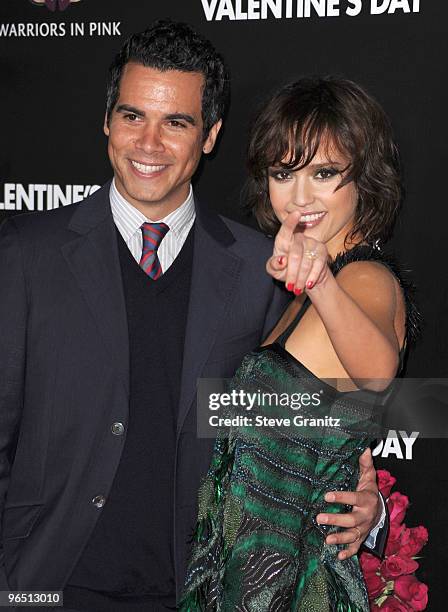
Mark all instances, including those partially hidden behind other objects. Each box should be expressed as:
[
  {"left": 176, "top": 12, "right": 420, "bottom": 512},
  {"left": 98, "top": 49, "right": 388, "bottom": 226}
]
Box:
[{"left": 109, "top": 179, "right": 195, "bottom": 243}]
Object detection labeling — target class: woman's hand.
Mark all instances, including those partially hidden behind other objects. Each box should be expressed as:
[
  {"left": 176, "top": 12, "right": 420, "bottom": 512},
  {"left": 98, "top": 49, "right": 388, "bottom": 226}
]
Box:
[{"left": 266, "top": 210, "right": 330, "bottom": 294}]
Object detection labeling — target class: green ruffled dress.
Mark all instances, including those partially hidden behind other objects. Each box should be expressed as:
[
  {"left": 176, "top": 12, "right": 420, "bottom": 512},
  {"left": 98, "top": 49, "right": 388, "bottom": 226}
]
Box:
[{"left": 181, "top": 246, "right": 419, "bottom": 612}]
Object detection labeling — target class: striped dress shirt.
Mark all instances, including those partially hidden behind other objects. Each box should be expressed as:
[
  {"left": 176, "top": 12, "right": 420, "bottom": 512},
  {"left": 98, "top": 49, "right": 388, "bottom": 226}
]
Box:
[{"left": 109, "top": 179, "right": 196, "bottom": 273}]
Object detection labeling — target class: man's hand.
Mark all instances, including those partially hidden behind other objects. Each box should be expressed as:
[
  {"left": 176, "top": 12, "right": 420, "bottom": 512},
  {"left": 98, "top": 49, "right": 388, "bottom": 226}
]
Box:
[{"left": 316, "top": 448, "right": 381, "bottom": 560}]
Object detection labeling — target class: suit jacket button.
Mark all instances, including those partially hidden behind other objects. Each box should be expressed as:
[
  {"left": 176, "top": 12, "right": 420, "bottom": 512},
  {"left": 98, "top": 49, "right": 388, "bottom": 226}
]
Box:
[
  {"left": 111, "top": 422, "right": 125, "bottom": 436},
  {"left": 92, "top": 495, "right": 106, "bottom": 508}
]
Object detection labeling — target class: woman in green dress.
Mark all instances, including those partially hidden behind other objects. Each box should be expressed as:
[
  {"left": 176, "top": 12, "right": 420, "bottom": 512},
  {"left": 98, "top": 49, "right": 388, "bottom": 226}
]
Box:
[{"left": 181, "top": 77, "right": 419, "bottom": 611}]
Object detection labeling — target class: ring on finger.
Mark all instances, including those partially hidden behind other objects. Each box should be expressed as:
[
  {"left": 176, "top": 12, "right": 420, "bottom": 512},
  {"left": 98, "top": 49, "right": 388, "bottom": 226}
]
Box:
[
  {"left": 353, "top": 526, "right": 362, "bottom": 542},
  {"left": 304, "top": 249, "right": 318, "bottom": 260}
]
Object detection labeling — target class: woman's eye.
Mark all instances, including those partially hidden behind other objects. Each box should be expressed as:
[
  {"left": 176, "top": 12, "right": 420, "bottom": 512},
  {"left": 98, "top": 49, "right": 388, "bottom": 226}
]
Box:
[
  {"left": 270, "top": 170, "right": 292, "bottom": 181},
  {"left": 315, "top": 167, "right": 339, "bottom": 180}
]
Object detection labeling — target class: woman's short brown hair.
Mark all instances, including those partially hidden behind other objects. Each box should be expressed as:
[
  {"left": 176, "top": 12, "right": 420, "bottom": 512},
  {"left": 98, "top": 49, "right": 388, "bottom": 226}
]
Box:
[{"left": 246, "top": 77, "right": 402, "bottom": 244}]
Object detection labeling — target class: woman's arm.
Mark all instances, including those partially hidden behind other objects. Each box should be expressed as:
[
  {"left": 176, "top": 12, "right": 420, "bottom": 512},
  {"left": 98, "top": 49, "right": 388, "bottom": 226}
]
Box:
[
  {"left": 267, "top": 211, "right": 404, "bottom": 389},
  {"left": 309, "top": 261, "right": 400, "bottom": 387}
]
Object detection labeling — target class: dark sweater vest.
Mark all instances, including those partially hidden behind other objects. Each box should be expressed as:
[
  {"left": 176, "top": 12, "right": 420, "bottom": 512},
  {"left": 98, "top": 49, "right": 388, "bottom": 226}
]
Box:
[{"left": 66, "top": 226, "right": 194, "bottom": 611}]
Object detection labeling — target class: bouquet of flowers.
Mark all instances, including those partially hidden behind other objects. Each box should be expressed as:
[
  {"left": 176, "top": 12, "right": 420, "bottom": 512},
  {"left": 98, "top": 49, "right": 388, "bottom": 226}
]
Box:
[{"left": 360, "top": 470, "right": 429, "bottom": 611}]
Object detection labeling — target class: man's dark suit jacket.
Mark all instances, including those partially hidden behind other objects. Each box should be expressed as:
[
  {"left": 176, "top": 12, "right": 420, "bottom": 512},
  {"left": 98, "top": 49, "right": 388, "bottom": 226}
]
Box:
[{"left": 0, "top": 183, "right": 290, "bottom": 602}]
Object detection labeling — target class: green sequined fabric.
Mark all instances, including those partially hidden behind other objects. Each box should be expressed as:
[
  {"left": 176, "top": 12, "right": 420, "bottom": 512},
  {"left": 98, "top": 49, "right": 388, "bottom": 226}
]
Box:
[
  {"left": 180, "top": 246, "right": 419, "bottom": 612},
  {"left": 181, "top": 349, "right": 372, "bottom": 612}
]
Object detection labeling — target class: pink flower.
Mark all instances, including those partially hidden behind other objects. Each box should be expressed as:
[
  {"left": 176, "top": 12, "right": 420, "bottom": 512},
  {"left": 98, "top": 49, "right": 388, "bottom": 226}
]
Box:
[
  {"left": 377, "top": 469, "right": 396, "bottom": 498},
  {"left": 386, "top": 522, "right": 406, "bottom": 556},
  {"left": 360, "top": 552, "right": 380, "bottom": 574},
  {"left": 381, "top": 554, "right": 419, "bottom": 579},
  {"left": 400, "top": 526, "right": 429, "bottom": 557},
  {"left": 360, "top": 472, "right": 429, "bottom": 610},
  {"left": 364, "top": 572, "right": 385, "bottom": 598},
  {"left": 394, "top": 575, "right": 428, "bottom": 611},
  {"left": 387, "top": 491, "right": 409, "bottom": 525},
  {"left": 379, "top": 596, "right": 410, "bottom": 611}
]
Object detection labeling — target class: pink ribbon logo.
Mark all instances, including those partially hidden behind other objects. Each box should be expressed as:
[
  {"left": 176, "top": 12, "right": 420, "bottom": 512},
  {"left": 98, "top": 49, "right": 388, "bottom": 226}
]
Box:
[{"left": 30, "top": 0, "right": 82, "bottom": 11}]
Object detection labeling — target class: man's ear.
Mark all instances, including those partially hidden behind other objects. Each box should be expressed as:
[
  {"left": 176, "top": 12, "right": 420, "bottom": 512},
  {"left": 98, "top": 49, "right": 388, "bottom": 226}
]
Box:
[
  {"left": 203, "top": 119, "right": 222, "bottom": 154},
  {"left": 103, "top": 112, "right": 110, "bottom": 137}
]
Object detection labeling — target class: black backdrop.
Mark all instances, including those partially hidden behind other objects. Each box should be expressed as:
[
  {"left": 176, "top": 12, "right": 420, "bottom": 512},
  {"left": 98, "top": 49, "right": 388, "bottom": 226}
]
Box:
[{"left": 1, "top": 1, "right": 446, "bottom": 608}]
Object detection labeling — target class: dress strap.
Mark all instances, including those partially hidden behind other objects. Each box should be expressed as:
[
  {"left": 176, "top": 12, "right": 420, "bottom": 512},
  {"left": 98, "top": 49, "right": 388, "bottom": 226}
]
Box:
[{"left": 276, "top": 297, "right": 312, "bottom": 348}]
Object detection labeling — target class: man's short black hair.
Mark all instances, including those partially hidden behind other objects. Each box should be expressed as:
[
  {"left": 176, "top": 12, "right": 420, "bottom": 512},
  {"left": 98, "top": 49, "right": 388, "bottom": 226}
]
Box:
[{"left": 106, "top": 19, "right": 229, "bottom": 137}]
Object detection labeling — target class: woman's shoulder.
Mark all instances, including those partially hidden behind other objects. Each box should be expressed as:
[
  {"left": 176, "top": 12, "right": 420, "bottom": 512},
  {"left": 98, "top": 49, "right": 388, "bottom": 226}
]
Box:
[
  {"left": 335, "top": 258, "right": 398, "bottom": 290},
  {"left": 331, "top": 244, "right": 420, "bottom": 345}
]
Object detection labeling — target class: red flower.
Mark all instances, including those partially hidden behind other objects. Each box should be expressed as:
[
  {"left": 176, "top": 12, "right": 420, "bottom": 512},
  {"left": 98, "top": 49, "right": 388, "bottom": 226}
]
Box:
[
  {"left": 364, "top": 572, "right": 384, "bottom": 598},
  {"left": 379, "top": 596, "right": 410, "bottom": 611},
  {"left": 381, "top": 554, "right": 419, "bottom": 579},
  {"left": 360, "top": 471, "right": 429, "bottom": 610},
  {"left": 386, "top": 522, "right": 406, "bottom": 556},
  {"left": 360, "top": 552, "right": 380, "bottom": 575},
  {"left": 387, "top": 491, "right": 409, "bottom": 525},
  {"left": 377, "top": 469, "right": 397, "bottom": 498},
  {"left": 394, "top": 575, "right": 428, "bottom": 611},
  {"left": 400, "top": 526, "right": 429, "bottom": 557}
]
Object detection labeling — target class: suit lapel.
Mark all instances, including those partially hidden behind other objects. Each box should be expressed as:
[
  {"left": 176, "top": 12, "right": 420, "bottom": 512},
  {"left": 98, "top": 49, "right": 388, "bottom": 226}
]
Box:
[
  {"left": 61, "top": 188, "right": 241, "bottom": 423},
  {"left": 61, "top": 184, "right": 130, "bottom": 395},
  {"left": 177, "top": 208, "right": 242, "bottom": 435}
]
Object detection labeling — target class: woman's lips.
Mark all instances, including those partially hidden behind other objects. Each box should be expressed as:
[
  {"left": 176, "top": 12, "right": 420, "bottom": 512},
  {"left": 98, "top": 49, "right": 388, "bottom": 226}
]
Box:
[{"left": 297, "top": 211, "right": 327, "bottom": 228}]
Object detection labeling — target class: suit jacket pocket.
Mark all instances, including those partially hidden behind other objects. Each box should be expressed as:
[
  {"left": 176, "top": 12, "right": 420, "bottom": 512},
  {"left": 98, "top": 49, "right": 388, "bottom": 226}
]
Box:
[{"left": 2, "top": 503, "right": 43, "bottom": 541}]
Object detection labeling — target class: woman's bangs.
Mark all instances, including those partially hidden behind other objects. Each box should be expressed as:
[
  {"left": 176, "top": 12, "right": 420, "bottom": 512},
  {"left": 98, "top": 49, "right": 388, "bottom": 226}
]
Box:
[{"left": 274, "top": 113, "right": 347, "bottom": 171}]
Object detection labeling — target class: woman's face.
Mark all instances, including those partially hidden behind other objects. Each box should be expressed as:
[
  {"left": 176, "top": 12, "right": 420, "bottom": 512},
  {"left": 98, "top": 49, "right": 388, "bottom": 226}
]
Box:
[{"left": 268, "top": 142, "right": 358, "bottom": 256}]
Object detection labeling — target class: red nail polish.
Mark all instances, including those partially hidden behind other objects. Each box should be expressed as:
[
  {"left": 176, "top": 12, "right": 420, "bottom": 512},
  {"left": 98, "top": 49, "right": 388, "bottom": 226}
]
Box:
[
  {"left": 278, "top": 256, "right": 285, "bottom": 265},
  {"left": 307, "top": 281, "right": 314, "bottom": 290},
  {"left": 287, "top": 283, "right": 294, "bottom": 292},
  {"left": 294, "top": 288, "right": 302, "bottom": 295}
]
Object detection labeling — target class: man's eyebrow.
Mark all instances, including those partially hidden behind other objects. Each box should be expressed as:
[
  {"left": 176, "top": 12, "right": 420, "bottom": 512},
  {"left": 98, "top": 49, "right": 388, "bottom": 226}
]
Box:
[
  {"left": 165, "top": 113, "right": 197, "bottom": 126},
  {"left": 116, "top": 104, "right": 145, "bottom": 117},
  {"left": 114, "top": 106, "right": 197, "bottom": 126}
]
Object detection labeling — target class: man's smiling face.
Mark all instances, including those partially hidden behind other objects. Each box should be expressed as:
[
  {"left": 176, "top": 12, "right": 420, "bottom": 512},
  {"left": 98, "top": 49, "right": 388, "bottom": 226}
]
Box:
[{"left": 104, "top": 62, "right": 221, "bottom": 219}]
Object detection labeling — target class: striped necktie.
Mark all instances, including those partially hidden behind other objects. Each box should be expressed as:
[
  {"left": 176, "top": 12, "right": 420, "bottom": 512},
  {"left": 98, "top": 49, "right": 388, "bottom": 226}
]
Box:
[{"left": 139, "top": 222, "right": 169, "bottom": 280}]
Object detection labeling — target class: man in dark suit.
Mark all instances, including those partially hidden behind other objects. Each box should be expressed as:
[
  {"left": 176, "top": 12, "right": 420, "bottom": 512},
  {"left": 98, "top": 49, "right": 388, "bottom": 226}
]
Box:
[{"left": 0, "top": 20, "right": 386, "bottom": 611}]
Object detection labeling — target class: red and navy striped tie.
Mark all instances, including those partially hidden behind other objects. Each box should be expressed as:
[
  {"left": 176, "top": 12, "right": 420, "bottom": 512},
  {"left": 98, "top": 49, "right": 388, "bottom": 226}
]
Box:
[{"left": 139, "top": 222, "right": 169, "bottom": 280}]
